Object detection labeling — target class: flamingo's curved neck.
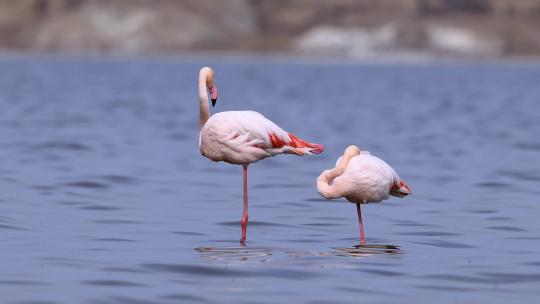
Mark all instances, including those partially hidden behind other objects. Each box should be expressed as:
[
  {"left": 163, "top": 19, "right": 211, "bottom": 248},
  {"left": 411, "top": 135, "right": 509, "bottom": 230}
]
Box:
[
  {"left": 317, "top": 145, "right": 361, "bottom": 199},
  {"left": 317, "top": 169, "right": 341, "bottom": 199},
  {"left": 198, "top": 67, "right": 214, "bottom": 130}
]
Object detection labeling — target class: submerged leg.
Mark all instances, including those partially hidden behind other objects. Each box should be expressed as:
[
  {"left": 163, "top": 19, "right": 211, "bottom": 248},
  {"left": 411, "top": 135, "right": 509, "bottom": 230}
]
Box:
[
  {"left": 356, "top": 203, "right": 366, "bottom": 245},
  {"left": 240, "top": 164, "right": 249, "bottom": 243}
]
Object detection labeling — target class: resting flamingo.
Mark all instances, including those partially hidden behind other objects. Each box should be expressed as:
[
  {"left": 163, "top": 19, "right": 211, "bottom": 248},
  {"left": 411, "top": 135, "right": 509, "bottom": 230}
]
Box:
[
  {"left": 198, "top": 67, "right": 324, "bottom": 242},
  {"left": 317, "top": 145, "right": 411, "bottom": 245}
]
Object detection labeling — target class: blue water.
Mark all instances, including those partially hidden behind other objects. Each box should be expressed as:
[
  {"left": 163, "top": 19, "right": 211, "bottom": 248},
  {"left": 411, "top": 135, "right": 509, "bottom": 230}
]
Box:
[{"left": 1, "top": 55, "right": 540, "bottom": 303}]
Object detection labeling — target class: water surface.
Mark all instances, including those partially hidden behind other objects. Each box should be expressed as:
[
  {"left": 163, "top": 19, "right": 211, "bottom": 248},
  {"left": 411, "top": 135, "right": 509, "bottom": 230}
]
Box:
[{"left": 1, "top": 56, "right": 540, "bottom": 303}]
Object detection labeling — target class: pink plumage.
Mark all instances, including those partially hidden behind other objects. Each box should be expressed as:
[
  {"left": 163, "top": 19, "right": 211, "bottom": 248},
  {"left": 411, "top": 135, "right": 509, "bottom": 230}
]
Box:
[
  {"left": 317, "top": 145, "right": 411, "bottom": 245},
  {"left": 198, "top": 67, "right": 323, "bottom": 242},
  {"left": 200, "top": 111, "right": 323, "bottom": 164}
]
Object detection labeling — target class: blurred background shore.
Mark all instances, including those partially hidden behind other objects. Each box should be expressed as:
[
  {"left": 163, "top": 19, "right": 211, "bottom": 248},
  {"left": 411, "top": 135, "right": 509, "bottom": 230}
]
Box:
[{"left": 1, "top": 0, "right": 540, "bottom": 60}]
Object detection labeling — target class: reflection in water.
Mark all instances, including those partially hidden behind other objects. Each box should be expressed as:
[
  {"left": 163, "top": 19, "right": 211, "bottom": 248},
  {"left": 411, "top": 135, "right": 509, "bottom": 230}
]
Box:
[
  {"left": 195, "top": 246, "right": 272, "bottom": 262},
  {"left": 332, "top": 244, "right": 402, "bottom": 257},
  {"left": 287, "top": 244, "right": 402, "bottom": 258}
]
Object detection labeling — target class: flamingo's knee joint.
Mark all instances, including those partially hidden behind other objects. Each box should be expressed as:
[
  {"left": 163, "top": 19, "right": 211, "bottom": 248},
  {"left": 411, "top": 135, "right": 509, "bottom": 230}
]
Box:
[{"left": 241, "top": 216, "right": 249, "bottom": 226}]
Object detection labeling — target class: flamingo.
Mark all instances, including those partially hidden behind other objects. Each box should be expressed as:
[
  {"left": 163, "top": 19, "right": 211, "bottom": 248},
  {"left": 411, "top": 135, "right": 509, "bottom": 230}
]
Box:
[
  {"left": 317, "top": 145, "right": 411, "bottom": 245},
  {"left": 198, "top": 67, "right": 324, "bottom": 242}
]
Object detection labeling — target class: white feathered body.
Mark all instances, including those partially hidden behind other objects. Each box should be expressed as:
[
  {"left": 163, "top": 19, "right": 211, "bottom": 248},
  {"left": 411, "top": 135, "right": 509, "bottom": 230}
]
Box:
[
  {"left": 200, "top": 111, "right": 321, "bottom": 165},
  {"left": 331, "top": 151, "right": 404, "bottom": 204},
  {"left": 316, "top": 145, "right": 410, "bottom": 244}
]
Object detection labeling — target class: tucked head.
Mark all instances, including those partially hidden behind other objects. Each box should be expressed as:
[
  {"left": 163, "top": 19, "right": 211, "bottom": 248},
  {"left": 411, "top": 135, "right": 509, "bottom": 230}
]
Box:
[{"left": 390, "top": 180, "right": 412, "bottom": 198}]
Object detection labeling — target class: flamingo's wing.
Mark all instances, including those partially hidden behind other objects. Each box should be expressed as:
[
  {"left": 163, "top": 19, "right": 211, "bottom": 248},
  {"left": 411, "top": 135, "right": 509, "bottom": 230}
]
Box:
[
  {"left": 213, "top": 111, "right": 322, "bottom": 154},
  {"left": 225, "top": 111, "right": 291, "bottom": 147},
  {"left": 201, "top": 111, "right": 323, "bottom": 164}
]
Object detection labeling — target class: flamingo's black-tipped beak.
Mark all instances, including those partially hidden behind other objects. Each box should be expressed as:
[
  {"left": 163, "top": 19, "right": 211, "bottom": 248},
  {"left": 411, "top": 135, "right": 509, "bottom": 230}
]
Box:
[{"left": 210, "top": 85, "right": 218, "bottom": 107}]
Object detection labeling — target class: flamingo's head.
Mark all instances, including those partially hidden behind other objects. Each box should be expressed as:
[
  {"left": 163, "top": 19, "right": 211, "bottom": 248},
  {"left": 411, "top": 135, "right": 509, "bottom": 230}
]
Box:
[
  {"left": 209, "top": 85, "right": 218, "bottom": 107},
  {"left": 201, "top": 66, "right": 218, "bottom": 107},
  {"left": 390, "top": 180, "right": 412, "bottom": 198}
]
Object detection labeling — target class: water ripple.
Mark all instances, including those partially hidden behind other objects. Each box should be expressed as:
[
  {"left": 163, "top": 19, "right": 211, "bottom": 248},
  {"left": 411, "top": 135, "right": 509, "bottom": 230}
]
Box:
[
  {"left": 0, "top": 280, "right": 46, "bottom": 286},
  {"left": 142, "top": 263, "right": 250, "bottom": 276},
  {"left": 65, "top": 181, "right": 109, "bottom": 189},
  {"left": 398, "top": 231, "right": 460, "bottom": 236},
  {"left": 0, "top": 222, "right": 27, "bottom": 231},
  {"left": 92, "top": 238, "right": 136, "bottom": 242},
  {"left": 475, "top": 181, "right": 513, "bottom": 189},
  {"left": 14, "top": 301, "right": 62, "bottom": 304},
  {"left": 170, "top": 231, "right": 205, "bottom": 236},
  {"left": 30, "top": 141, "right": 91, "bottom": 152},
  {"left": 195, "top": 246, "right": 272, "bottom": 262},
  {"left": 498, "top": 170, "right": 540, "bottom": 182},
  {"left": 82, "top": 280, "right": 146, "bottom": 287},
  {"left": 414, "top": 284, "right": 473, "bottom": 292},
  {"left": 93, "top": 220, "right": 142, "bottom": 225},
  {"left": 357, "top": 268, "right": 406, "bottom": 276},
  {"left": 142, "top": 261, "right": 319, "bottom": 280},
  {"left": 427, "top": 272, "right": 540, "bottom": 284},
  {"left": 487, "top": 226, "right": 525, "bottom": 232},
  {"left": 161, "top": 293, "right": 212, "bottom": 303},
  {"left": 80, "top": 205, "right": 121, "bottom": 211},
  {"left": 99, "top": 175, "right": 139, "bottom": 185},
  {"left": 513, "top": 142, "right": 540, "bottom": 151},
  {"left": 93, "top": 296, "right": 161, "bottom": 304},
  {"left": 413, "top": 240, "right": 474, "bottom": 248}
]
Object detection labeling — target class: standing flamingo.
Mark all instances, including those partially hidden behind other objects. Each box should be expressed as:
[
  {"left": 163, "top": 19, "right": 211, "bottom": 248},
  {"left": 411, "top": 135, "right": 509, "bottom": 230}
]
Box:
[
  {"left": 317, "top": 145, "right": 411, "bottom": 245},
  {"left": 198, "top": 67, "right": 324, "bottom": 242}
]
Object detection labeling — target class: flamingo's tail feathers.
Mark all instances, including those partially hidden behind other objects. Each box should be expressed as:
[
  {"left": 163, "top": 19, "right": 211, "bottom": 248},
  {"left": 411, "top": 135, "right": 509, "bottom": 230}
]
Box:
[{"left": 288, "top": 133, "right": 324, "bottom": 155}]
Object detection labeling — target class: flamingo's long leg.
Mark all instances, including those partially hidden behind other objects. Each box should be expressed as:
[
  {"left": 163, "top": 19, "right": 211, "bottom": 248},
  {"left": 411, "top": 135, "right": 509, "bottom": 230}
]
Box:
[
  {"left": 356, "top": 203, "right": 366, "bottom": 245},
  {"left": 241, "top": 164, "right": 249, "bottom": 243}
]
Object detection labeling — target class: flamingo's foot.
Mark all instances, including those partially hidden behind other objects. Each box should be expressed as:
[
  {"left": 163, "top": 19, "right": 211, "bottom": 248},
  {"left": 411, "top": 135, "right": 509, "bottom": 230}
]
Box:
[{"left": 360, "top": 238, "right": 366, "bottom": 246}]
